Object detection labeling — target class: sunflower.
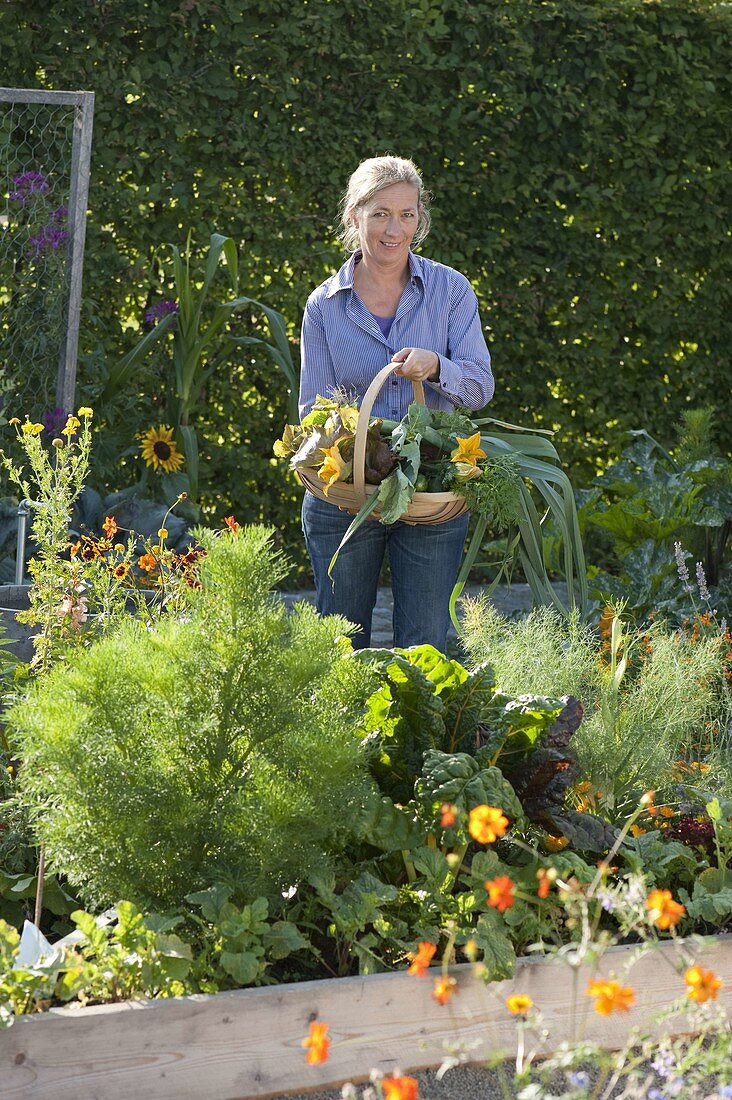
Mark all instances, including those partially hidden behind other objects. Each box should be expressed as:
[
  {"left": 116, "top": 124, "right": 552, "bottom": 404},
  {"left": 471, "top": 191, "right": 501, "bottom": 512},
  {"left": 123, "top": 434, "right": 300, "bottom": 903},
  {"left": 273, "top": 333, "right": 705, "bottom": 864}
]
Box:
[{"left": 138, "top": 425, "right": 185, "bottom": 474}]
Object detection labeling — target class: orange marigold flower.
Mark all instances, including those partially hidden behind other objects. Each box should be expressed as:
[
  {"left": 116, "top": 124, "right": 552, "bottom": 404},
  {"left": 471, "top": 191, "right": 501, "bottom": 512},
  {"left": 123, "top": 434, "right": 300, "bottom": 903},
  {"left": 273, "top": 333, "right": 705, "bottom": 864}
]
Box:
[
  {"left": 485, "top": 875, "right": 516, "bottom": 913},
  {"left": 536, "top": 868, "right": 551, "bottom": 899},
  {"left": 684, "top": 966, "right": 722, "bottom": 1004},
  {"left": 468, "top": 804, "right": 509, "bottom": 845},
  {"left": 544, "top": 833, "right": 568, "bottom": 852},
  {"left": 630, "top": 824, "right": 646, "bottom": 837},
  {"left": 407, "top": 941, "right": 437, "bottom": 977},
  {"left": 506, "top": 993, "right": 533, "bottom": 1015},
  {"left": 645, "top": 889, "right": 686, "bottom": 930},
  {"left": 137, "top": 553, "right": 158, "bottom": 573},
  {"left": 432, "top": 975, "right": 457, "bottom": 1005},
  {"left": 70, "top": 540, "right": 80, "bottom": 558},
  {"left": 302, "top": 1021, "right": 330, "bottom": 1064},
  {"left": 440, "top": 802, "right": 458, "bottom": 828},
  {"left": 382, "top": 1075, "right": 419, "bottom": 1100},
  {"left": 224, "top": 514, "right": 240, "bottom": 533},
  {"left": 586, "top": 979, "right": 635, "bottom": 1016},
  {"left": 102, "top": 515, "right": 118, "bottom": 539}
]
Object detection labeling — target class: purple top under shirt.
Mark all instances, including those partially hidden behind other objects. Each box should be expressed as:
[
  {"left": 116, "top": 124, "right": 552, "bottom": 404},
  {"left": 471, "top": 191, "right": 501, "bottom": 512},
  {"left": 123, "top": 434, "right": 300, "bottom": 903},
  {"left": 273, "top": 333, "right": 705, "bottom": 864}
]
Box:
[
  {"left": 370, "top": 312, "right": 394, "bottom": 339},
  {"left": 298, "top": 250, "right": 494, "bottom": 421}
]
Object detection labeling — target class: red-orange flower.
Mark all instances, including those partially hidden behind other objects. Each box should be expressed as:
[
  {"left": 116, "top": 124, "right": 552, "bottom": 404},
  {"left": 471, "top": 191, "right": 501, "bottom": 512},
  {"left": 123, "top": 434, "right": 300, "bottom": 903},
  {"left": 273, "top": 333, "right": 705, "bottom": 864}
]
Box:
[
  {"left": 586, "top": 979, "right": 635, "bottom": 1016},
  {"left": 302, "top": 1021, "right": 330, "bottom": 1064},
  {"left": 432, "top": 975, "right": 457, "bottom": 1005},
  {"left": 440, "top": 802, "right": 458, "bottom": 828},
  {"left": 382, "top": 1075, "right": 419, "bottom": 1100},
  {"left": 684, "top": 965, "right": 722, "bottom": 1004},
  {"left": 645, "top": 889, "right": 686, "bottom": 930},
  {"left": 536, "top": 868, "right": 551, "bottom": 899},
  {"left": 102, "top": 515, "right": 118, "bottom": 539},
  {"left": 468, "top": 805, "right": 509, "bottom": 845},
  {"left": 224, "top": 514, "right": 240, "bottom": 533},
  {"left": 485, "top": 875, "right": 516, "bottom": 913},
  {"left": 407, "top": 941, "right": 436, "bottom": 976},
  {"left": 137, "top": 553, "right": 158, "bottom": 573}
]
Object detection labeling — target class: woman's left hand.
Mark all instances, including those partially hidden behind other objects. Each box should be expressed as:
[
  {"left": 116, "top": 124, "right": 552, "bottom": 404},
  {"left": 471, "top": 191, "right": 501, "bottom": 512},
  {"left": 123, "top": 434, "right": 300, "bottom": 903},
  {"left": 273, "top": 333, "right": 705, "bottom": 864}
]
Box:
[{"left": 391, "top": 347, "right": 440, "bottom": 382}]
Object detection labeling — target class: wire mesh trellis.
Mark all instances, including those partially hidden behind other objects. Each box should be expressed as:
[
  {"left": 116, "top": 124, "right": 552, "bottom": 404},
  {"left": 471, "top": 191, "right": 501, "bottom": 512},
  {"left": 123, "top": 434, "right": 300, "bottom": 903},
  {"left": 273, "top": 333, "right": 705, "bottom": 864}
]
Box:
[{"left": 0, "top": 87, "right": 94, "bottom": 427}]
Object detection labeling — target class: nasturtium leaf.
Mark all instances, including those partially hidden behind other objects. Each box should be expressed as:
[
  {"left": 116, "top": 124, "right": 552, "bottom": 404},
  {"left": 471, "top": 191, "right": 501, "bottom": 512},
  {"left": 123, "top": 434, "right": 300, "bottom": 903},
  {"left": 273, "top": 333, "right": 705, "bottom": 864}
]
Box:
[
  {"left": 472, "top": 911, "right": 516, "bottom": 981},
  {"left": 220, "top": 949, "right": 263, "bottom": 985},
  {"left": 356, "top": 791, "right": 425, "bottom": 852}
]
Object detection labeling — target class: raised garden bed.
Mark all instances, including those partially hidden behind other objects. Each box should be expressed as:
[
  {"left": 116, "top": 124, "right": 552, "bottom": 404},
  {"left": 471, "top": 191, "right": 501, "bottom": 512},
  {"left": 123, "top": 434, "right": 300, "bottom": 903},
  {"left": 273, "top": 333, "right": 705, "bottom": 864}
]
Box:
[{"left": 2, "top": 937, "right": 730, "bottom": 1100}]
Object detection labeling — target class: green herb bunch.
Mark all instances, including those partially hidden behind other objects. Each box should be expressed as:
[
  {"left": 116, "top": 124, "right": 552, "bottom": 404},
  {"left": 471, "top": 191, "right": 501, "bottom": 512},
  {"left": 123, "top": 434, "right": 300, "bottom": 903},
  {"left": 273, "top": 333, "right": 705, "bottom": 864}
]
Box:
[{"left": 8, "top": 525, "right": 376, "bottom": 909}]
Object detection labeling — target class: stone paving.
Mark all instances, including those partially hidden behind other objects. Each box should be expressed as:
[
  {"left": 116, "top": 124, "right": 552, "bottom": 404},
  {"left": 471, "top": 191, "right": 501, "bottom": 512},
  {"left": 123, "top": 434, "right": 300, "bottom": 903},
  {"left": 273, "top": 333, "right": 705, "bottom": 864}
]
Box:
[{"left": 279, "top": 582, "right": 544, "bottom": 649}]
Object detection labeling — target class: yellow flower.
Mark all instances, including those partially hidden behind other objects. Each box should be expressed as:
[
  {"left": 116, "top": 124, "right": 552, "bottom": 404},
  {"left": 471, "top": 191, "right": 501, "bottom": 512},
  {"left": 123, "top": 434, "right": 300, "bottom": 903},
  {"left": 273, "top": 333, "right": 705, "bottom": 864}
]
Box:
[
  {"left": 452, "top": 460, "right": 483, "bottom": 481},
  {"left": 21, "top": 421, "right": 44, "bottom": 436},
  {"left": 432, "top": 975, "right": 457, "bottom": 1005},
  {"left": 77, "top": 406, "right": 93, "bottom": 417},
  {"left": 337, "top": 405, "right": 360, "bottom": 433},
  {"left": 301, "top": 1021, "right": 330, "bottom": 1064},
  {"left": 684, "top": 965, "right": 722, "bottom": 1004},
  {"left": 544, "top": 833, "right": 568, "bottom": 852},
  {"left": 450, "top": 432, "right": 487, "bottom": 467},
  {"left": 157, "top": 528, "right": 169, "bottom": 539},
  {"left": 506, "top": 994, "right": 533, "bottom": 1016},
  {"left": 138, "top": 425, "right": 185, "bottom": 474},
  {"left": 8, "top": 417, "right": 20, "bottom": 425},
  {"left": 62, "top": 415, "right": 81, "bottom": 437},
  {"left": 318, "top": 443, "right": 352, "bottom": 495},
  {"left": 468, "top": 805, "right": 509, "bottom": 845}
]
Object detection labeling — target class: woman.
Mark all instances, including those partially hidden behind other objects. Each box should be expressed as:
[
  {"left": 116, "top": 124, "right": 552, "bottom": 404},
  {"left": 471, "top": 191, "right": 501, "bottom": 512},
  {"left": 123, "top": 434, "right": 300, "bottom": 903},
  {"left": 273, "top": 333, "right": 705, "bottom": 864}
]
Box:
[{"left": 299, "top": 155, "right": 494, "bottom": 651}]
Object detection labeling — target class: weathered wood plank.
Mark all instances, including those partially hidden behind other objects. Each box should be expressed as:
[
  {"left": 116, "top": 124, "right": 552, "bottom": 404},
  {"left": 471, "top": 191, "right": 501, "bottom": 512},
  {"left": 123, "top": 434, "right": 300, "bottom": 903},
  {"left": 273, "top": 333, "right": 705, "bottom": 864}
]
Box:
[{"left": 1, "top": 938, "right": 730, "bottom": 1100}]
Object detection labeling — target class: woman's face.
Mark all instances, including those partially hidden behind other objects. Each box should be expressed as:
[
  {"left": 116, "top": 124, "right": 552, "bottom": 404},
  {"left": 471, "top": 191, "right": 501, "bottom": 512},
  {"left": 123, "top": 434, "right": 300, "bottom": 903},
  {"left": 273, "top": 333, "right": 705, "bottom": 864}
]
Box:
[{"left": 352, "top": 182, "right": 419, "bottom": 269}]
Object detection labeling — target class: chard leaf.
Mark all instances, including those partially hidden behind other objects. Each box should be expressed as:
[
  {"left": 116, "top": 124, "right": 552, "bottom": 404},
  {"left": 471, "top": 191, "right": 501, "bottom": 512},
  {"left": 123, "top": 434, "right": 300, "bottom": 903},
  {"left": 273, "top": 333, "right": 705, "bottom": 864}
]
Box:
[
  {"left": 504, "top": 697, "right": 584, "bottom": 819},
  {"left": 356, "top": 654, "right": 446, "bottom": 803},
  {"left": 418, "top": 750, "right": 524, "bottom": 822},
  {"left": 377, "top": 467, "right": 415, "bottom": 524},
  {"left": 542, "top": 809, "right": 617, "bottom": 853}
]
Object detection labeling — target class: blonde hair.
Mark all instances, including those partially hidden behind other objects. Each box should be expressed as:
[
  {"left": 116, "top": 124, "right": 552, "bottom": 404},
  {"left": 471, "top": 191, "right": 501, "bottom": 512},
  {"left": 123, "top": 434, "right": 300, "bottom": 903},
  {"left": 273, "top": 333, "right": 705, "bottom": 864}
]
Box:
[{"left": 339, "top": 155, "right": 432, "bottom": 252}]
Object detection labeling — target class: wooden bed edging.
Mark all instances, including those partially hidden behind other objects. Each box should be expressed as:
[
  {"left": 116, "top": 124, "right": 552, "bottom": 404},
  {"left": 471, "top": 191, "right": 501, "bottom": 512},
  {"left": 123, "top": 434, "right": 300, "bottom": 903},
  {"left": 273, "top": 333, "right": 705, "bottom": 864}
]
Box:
[{"left": 2, "top": 936, "right": 730, "bottom": 1100}]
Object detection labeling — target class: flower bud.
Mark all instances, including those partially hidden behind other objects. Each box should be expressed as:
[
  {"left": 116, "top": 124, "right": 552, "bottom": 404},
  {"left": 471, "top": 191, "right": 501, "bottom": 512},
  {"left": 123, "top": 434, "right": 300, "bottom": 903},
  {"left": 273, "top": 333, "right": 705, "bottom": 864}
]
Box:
[{"left": 52, "top": 437, "right": 64, "bottom": 448}]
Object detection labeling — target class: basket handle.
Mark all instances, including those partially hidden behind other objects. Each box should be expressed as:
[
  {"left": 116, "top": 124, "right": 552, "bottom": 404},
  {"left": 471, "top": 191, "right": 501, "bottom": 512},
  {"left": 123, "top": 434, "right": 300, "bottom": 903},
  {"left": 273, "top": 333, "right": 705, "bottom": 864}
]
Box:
[{"left": 353, "top": 362, "right": 425, "bottom": 504}]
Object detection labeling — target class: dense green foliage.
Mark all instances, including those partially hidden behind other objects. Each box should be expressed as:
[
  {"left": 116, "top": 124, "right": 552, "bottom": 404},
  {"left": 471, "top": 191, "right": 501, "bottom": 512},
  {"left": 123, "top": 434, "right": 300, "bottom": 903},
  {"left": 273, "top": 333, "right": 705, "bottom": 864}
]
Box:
[
  {"left": 8, "top": 526, "right": 375, "bottom": 908},
  {"left": 1, "top": 0, "right": 729, "bottom": 570}
]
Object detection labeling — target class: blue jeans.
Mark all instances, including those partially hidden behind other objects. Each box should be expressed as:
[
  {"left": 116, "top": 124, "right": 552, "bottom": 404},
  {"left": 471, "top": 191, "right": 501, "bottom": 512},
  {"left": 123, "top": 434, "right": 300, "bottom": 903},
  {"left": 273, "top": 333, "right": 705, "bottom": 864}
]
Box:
[{"left": 302, "top": 493, "right": 469, "bottom": 651}]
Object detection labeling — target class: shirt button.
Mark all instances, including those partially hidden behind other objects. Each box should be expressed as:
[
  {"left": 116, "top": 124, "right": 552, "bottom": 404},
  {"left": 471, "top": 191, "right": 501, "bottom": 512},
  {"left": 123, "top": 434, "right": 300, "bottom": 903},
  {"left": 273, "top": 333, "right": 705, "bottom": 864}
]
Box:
[{"left": 391, "top": 380, "right": 397, "bottom": 386}]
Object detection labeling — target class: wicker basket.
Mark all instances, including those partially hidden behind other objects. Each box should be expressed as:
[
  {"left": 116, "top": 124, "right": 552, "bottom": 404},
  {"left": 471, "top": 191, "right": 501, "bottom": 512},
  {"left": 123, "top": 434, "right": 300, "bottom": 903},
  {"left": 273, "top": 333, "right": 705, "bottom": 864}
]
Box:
[{"left": 296, "top": 362, "right": 469, "bottom": 526}]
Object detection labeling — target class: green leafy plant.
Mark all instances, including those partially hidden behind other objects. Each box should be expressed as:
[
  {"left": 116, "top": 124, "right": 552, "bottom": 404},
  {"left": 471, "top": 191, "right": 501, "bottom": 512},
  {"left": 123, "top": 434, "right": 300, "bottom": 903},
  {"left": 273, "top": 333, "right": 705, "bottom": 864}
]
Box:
[
  {"left": 459, "top": 602, "right": 731, "bottom": 817},
  {"left": 102, "top": 232, "right": 298, "bottom": 505},
  {"left": 585, "top": 410, "right": 732, "bottom": 625},
  {"left": 8, "top": 524, "right": 376, "bottom": 909}
]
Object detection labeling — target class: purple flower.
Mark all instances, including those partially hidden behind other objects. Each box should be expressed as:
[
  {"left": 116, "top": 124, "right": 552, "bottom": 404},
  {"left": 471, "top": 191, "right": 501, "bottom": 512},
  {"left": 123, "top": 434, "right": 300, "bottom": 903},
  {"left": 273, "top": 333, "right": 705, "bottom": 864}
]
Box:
[
  {"left": 51, "top": 205, "right": 68, "bottom": 222},
  {"left": 144, "top": 299, "right": 179, "bottom": 327},
  {"left": 43, "top": 407, "right": 68, "bottom": 436},
  {"left": 652, "top": 1051, "right": 674, "bottom": 1078},
  {"left": 718, "top": 1085, "right": 732, "bottom": 1098},
  {"left": 568, "top": 1070, "right": 590, "bottom": 1089},
  {"left": 674, "top": 542, "right": 692, "bottom": 593},
  {"left": 695, "top": 561, "right": 711, "bottom": 603},
  {"left": 28, "top": 223, "right": 69, "bottom": 256},
  {"left": 10, "top": 170, "right": 49, "bottom": 204}
]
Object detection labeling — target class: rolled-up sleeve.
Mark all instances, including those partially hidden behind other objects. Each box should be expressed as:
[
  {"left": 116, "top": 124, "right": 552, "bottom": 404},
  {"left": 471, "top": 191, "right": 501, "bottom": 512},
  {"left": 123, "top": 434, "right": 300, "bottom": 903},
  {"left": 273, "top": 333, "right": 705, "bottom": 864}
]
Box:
[
  {"left": 298, "top": 294, "right": 337, "bottom": 419},
  {"left": 431, "top": 272, "right": 494, "bottom": 411}
]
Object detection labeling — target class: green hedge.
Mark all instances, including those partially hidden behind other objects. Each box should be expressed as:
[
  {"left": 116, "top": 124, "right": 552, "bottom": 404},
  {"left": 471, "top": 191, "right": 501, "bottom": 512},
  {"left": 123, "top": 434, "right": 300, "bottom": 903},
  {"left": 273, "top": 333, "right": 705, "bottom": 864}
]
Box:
[{"left": 1, "top": 0, "right": 730, "bottom": 568}]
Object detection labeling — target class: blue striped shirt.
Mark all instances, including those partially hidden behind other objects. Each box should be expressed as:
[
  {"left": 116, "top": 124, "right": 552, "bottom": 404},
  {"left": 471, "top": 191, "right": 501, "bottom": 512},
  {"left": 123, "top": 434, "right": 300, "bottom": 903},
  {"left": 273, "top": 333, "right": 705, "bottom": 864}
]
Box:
[{"left": 298, "top": 250, "right": 494, "bottom": 420}]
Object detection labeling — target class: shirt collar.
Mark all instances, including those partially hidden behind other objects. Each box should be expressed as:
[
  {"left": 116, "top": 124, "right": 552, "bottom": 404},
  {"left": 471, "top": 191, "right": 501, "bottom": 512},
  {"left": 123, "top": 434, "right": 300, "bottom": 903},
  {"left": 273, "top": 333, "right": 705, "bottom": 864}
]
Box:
[{"left": 325, "top": 250, "right": 424, "bottom": 298}]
